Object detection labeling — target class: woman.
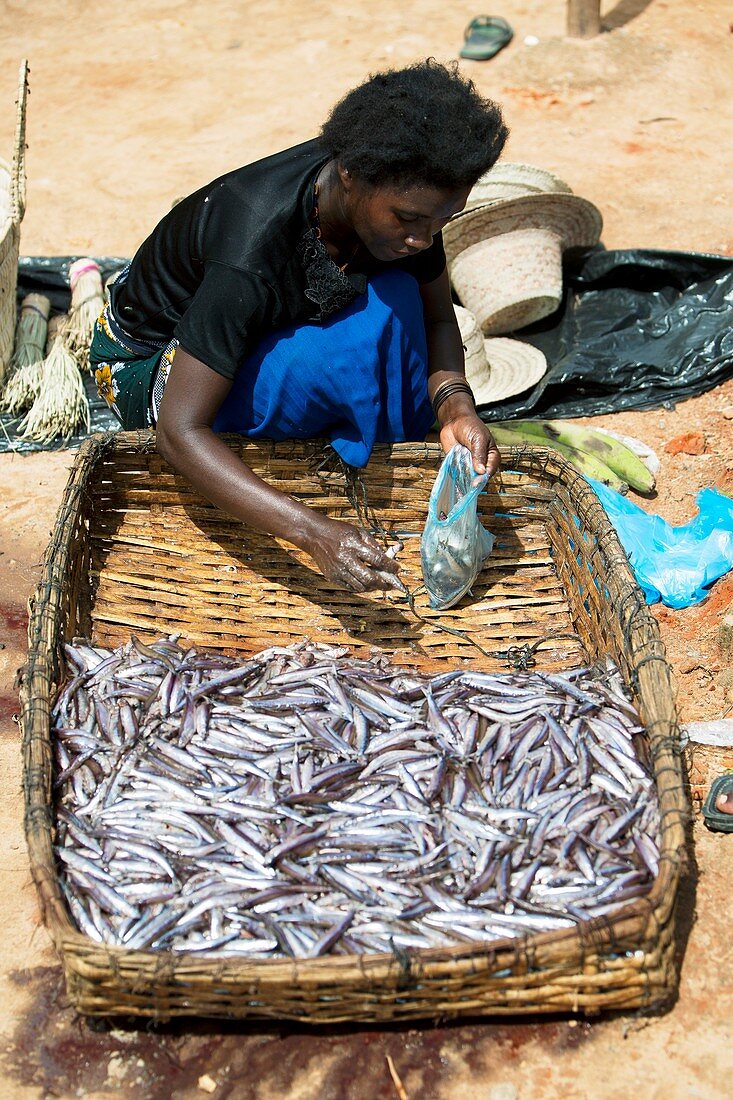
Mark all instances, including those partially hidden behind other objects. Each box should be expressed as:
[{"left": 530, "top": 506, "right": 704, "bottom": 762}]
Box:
[{"left": 91, "top": 60, "right": 508, "bottom": 593}]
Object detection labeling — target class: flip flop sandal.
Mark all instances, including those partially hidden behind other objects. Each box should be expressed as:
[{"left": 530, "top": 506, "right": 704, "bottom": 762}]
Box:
[
  {"left": 702, "top": 774, "right": 733, "bottom": 833},
  {"left": 459, "top": 15, "right": 514, "bottom": 61}
]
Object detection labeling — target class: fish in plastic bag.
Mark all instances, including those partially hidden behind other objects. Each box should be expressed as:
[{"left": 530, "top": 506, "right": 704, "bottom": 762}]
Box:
[{"left": 421, "top": 444, "right": 495, "bottom": 609}]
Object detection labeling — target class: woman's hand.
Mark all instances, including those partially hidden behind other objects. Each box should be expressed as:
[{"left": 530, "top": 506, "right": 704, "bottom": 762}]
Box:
[
  {"left": 438, "top": 395, "right": 501, "bottom": 478},
  {"left": 157, "top": 351, "right": 403, "bottom": 595},
  {"left": 304, "top": 518, "right": 403, "bottom": 593}
]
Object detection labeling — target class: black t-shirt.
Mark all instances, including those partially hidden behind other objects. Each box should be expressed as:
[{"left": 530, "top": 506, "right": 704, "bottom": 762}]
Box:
[{"left": 111, "top": 138, "right": 446, "bottom": 379}]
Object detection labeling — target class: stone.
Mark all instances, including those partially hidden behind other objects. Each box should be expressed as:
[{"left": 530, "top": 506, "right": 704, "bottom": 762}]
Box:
[{"left": 664, "top": 431, "right": 706, "bottom": 456}]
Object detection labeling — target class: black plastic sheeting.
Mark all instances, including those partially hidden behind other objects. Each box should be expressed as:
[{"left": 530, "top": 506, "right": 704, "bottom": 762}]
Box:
[
  {"left": 16, "top": 254, "right": 129, "bottom": 313},
  {"left": 477, "top": 247, "right": 733, "bottom": 422},
  {"left": 2, "top": 248, "right": 732, "bottom": 453}
]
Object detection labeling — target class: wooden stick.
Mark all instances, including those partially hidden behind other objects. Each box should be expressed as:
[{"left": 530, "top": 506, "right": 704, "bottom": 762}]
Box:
[
  {"left": 386, "top": 1056, "right": 409, "bottom": 1100},
  {"left": 567, "top": 0, "right": 602, "bottom": 37}
]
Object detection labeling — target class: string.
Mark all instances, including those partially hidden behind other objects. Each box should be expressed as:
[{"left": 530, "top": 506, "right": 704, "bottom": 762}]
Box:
[{"left": 310, "top": 179, "right": 363, "bottom": 273}]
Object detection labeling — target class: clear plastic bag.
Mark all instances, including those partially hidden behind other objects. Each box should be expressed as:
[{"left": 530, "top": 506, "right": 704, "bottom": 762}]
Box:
[
  {"left": 420, "top": 444, "right": 495, "bottom": 609},
  {"left": 588, "top": 478, "right": 733, "bottom": 609}
]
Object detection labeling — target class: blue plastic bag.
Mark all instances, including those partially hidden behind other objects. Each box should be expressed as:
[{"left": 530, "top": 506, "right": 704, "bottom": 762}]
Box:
[
  {"left": 588, "top": 478, "right": 733, "bottom": 609},
  {"left": 421, "top": 445, "right": 495, "bottom": 609}
]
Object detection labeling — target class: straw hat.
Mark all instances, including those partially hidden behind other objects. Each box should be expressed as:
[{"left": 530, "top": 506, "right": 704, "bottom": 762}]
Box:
[
  {"left": 463, "top": 161, "right": 572, "bottom": 210},
  {"left": 443, "top": 171, "right": 603, "bottom": 336},
  {"left": 455, "top": 304, "right": 547, "bottom": 406}
]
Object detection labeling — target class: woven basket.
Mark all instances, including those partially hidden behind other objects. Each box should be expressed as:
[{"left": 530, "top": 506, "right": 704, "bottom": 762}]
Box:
[
  {"left": 0, "top": 60, "right": 29, "bottom": 385},
  {"left": 21, "top": 433, "right": 687, "bottom": 1022}
]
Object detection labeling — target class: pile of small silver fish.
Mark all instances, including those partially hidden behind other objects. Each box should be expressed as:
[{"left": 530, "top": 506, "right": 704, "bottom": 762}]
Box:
[{"left": 53, "top": 636, "right": 660, "bottom": 958}]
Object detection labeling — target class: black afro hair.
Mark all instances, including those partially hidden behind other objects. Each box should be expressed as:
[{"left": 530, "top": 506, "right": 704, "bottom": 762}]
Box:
[{"left": 319, "top": 59, "right": 509, "bottom": 191}]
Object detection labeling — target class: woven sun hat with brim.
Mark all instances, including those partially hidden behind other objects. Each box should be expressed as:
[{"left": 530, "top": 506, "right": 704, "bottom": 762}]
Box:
[
  {"left": 463, "top": 161, "right": 573, "bottom": 211},
  {"left": 444, "top": 191, "right": 603, "bottom": 336},
  {"left": 455, "top": 304, "right": 547, "bottom": 406}
]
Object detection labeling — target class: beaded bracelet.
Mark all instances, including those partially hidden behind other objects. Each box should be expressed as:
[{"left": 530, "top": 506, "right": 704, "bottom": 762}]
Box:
[{"left": 432, "top": 377, "right": 475, "bottom": 420}]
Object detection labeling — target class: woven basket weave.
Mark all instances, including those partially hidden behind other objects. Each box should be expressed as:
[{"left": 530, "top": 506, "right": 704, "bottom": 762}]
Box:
[
  {"left": 21, "top": 433, "right": 687, "bottom": 1022},
  {"left": 0, "top": 60, "right": 28, "bottom": 385}
]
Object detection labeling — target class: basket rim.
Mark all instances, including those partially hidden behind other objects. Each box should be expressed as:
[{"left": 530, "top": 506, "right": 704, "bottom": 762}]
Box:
[
  {"left": 10, "top": 59, "right": 28, "bottom": 225},
  {"left": 20, "top": 434, "right": 687, "bottom": 1014}
]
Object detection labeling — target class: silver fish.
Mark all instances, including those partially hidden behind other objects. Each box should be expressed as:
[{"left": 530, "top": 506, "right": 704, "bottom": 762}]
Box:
[{"left": 53, "top": 638, "right": 660, "bottom": 958}]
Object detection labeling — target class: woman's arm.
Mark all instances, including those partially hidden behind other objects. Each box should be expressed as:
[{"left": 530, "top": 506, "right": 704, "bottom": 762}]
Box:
[
  {"left": 155, "top": 348, "right": 400, "bottom": 592},
  {"left": 420, "top": 268, "right": 500, "bottom": 478}
]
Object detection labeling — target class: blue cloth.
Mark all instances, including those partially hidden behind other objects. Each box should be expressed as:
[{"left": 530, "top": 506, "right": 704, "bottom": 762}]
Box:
[{"left": 212, "top": 270, "right": 432, "bottom": 468}]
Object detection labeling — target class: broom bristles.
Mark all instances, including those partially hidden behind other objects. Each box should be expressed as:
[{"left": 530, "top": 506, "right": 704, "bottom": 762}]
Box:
[
  {"left": 18, "top": 323, "right": 90, "bottom": 444},
  {"left": 1, "top": 361, "right": 43, "bottom": 415}
]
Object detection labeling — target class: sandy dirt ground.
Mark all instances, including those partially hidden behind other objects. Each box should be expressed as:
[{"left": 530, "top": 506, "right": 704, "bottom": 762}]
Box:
[{"left": 0, "top": 1, "right": 732, "bottom": 1097}]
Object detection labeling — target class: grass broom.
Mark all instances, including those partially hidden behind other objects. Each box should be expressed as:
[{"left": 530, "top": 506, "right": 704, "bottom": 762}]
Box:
[
  {"left": 18, "top": 314, "right": 90, "bottom": 444},
  {"left": 66, "top": 258, "right": 105, "bottom": 370},
  {"left": 0, "top": 293, "right": 50, "bottom": 412}
]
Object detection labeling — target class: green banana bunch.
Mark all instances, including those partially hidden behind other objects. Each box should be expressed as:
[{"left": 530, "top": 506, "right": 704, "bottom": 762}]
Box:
[{"left": 488, "top": 420, "right": 656, "bottom": 494}]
